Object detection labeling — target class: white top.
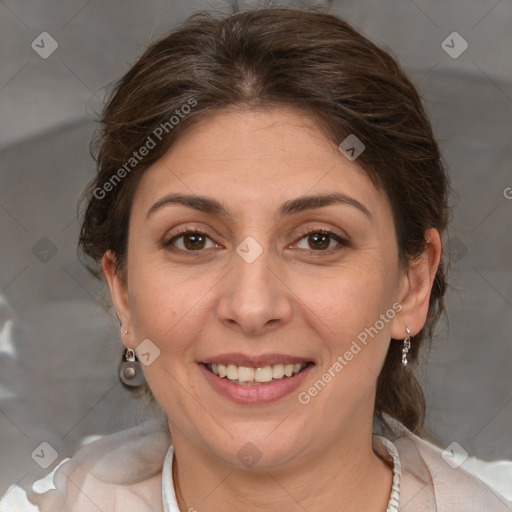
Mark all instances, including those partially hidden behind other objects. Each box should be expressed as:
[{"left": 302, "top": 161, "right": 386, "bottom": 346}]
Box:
[
  {"left": 160, "top": 436, "right": 401, "bottom": 512},
  {"left": 1, "top": 416, "right": 512, "bottom": 511}
]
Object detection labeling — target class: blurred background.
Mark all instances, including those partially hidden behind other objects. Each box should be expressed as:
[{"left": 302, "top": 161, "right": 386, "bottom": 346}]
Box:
[{"left": 1, "top": 0, "right": 511, "bottom": 496}]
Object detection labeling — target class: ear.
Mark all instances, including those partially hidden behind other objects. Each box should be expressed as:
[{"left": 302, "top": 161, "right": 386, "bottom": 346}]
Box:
[
  {"left": 390, "top": 228, "right": 442, "bottom": 339},
  {"left": 102, "top": 251, "right": 133, "bottom": 344}
]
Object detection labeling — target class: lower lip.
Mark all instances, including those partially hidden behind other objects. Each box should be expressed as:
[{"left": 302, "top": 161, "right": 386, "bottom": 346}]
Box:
[{"left": 199, "top": 363, "right": 314, "bottom": 404}]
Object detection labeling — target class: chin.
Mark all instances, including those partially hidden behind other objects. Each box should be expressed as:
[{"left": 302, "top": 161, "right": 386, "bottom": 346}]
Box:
[{"left": 206, "top": 426, "right": 307, "bottom": 471}]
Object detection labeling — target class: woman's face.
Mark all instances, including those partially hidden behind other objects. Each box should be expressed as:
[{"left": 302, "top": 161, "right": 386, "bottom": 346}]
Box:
[{"left": 106, "top": 108, "right": 424, "bottom": 469}]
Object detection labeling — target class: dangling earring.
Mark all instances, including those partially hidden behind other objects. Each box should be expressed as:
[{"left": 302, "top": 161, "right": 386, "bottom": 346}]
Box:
[
  {"left": 402, "top": 327, "right": 411, "bottom": 368},
  {"left": 119, "top": 347, "right": 145, "bottom": 387}
]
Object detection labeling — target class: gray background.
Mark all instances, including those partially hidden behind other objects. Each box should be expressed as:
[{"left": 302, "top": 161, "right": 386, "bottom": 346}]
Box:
[{"left": 1, "top": 0, "right": 511, "bottom": 495}]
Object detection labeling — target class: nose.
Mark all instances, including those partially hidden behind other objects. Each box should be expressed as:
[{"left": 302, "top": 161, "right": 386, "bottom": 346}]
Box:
[{"left": 216, "top": 246, "right": 293, "bottom": 337}]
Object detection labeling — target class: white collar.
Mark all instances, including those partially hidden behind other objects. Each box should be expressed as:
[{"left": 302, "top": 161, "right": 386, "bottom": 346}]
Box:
[
  {"left": 161, "top": 444, "right": 179, "bottom": 512},
  {"left": 161, "top": 435, "right": 401, "bottom": 511}
]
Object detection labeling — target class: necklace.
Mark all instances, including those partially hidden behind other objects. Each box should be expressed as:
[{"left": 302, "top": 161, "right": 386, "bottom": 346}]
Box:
[{"left": 162, "top": 436, "right": 402, "bottom": 512}]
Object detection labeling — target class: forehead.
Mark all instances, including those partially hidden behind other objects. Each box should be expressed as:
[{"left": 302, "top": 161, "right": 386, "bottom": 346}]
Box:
[{"left": 130, "top": 108, "right": 390, "bottom": 223}]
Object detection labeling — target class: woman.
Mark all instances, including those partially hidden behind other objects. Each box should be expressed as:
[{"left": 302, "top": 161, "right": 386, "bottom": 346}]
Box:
[{"left": 2, "top": 6, "right": 511, "bottom": 512}]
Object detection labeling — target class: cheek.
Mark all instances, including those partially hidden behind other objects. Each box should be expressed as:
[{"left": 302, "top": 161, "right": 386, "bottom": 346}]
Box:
[
  {"left": 127, "top": 259, "right": 209, "bottom": 353},
  {"left": 126, "top": 266, "right": 210, "bottom": 409},
  {"left": 307, "top": 260, "right": 395, "bottom": 333},
  {"left": 302, "top": 259, "right": 397, "bottom": 381}
]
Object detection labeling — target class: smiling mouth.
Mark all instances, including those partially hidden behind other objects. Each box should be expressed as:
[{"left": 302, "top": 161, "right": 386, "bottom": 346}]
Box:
[{"left": 204, "top": 362, "right": 313, "bottom": 386}]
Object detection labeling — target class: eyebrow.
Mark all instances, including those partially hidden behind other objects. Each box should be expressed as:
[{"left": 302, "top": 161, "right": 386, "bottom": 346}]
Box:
[{"left": 146, "top": 192, "right": 372, "bottom": 220}]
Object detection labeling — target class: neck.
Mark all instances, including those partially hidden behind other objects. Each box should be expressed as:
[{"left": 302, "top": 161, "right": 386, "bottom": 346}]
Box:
[{"left": 170, "top": 421, "right": 393, "bottom": 512}]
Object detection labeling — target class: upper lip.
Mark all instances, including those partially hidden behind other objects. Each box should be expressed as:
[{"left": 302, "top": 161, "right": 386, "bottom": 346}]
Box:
[{"left": 201, "top": 353, "right": 313, "bottom": 367}]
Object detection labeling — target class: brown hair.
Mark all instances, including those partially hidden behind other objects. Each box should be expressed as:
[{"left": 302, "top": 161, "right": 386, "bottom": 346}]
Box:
[{"left": 79, "top": 7, "right": 450, "bottom": 435}]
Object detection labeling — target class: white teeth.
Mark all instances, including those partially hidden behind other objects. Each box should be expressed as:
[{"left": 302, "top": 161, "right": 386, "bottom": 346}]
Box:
[
  {"left": 238, "top": 366, "right": 255, "bottom": 382},
  {"left": 226, "top": 364, "right": 238, "bottom": 380},
  {"left": 208, "top": 362, "right": 307, "bottom": 384},
  {"left": 272, "top": 364, "right": 285, "bottom": 379},
  {"left": 255, "top": 366, "right": 273, "bottom": 383}
]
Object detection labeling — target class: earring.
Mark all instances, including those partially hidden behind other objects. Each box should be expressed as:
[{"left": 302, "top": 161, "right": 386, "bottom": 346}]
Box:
[
  {"left": 119, "top": 347, "right": 145, "bottom": 387},
  {"left": 122, "top": 327, "right": 128, "bottom": 337},
  {"left": 402, "top": 327, "right": 412, "bottom": 368}
]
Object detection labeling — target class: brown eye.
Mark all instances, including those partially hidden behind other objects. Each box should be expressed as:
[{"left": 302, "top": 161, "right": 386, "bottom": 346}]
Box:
[
  {"left": 181, "top": 232, "right": 207, "bottom": 250},
  {"left": 295, "top": 229, "right": 347, "bottom": 252},
  {"left": 165, "top": 230, "right": 216, "bottom": 252},
  {"left": 306, "top": 232, "right": 331, "bottom": 250}
]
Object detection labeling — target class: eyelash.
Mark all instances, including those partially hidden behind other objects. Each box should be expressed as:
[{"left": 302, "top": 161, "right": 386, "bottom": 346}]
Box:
[
  {"left": 163, "top": 226, "right": 349, "bottom": 257},
  {"left": 291, "top": 227, "right": 349, "bottom": 256}
]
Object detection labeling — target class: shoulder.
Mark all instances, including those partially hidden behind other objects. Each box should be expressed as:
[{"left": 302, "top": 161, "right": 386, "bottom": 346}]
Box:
[
  {"left": 1, "top": 420, "right": 172, "bottom": 512},
  {"left": 1, "top": 484, "right": 41, "bottom": 511},
  {"left": 383, "top": 416, "right": 512, "bottom": 511}
]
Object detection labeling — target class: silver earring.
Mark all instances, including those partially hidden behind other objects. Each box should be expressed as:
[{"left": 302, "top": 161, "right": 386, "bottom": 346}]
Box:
[
  {"left": 122, "top": 328, "right": 128, "bottom": 336},
  {"left": 402, "top": 327, "right": 411, "bottom": 368},
  {"left": 119, "top": 347, "right": 145, "bottom": 387}
]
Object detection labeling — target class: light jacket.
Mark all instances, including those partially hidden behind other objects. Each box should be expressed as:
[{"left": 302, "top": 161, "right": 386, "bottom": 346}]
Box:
[{"left": 1, "top": 416, "right": 511, "bottom": 511}]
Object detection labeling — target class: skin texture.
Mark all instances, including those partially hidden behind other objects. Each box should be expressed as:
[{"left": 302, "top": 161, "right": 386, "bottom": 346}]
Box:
[{"left": 103, "top": 107, "right": 441, "bottom": 511}]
